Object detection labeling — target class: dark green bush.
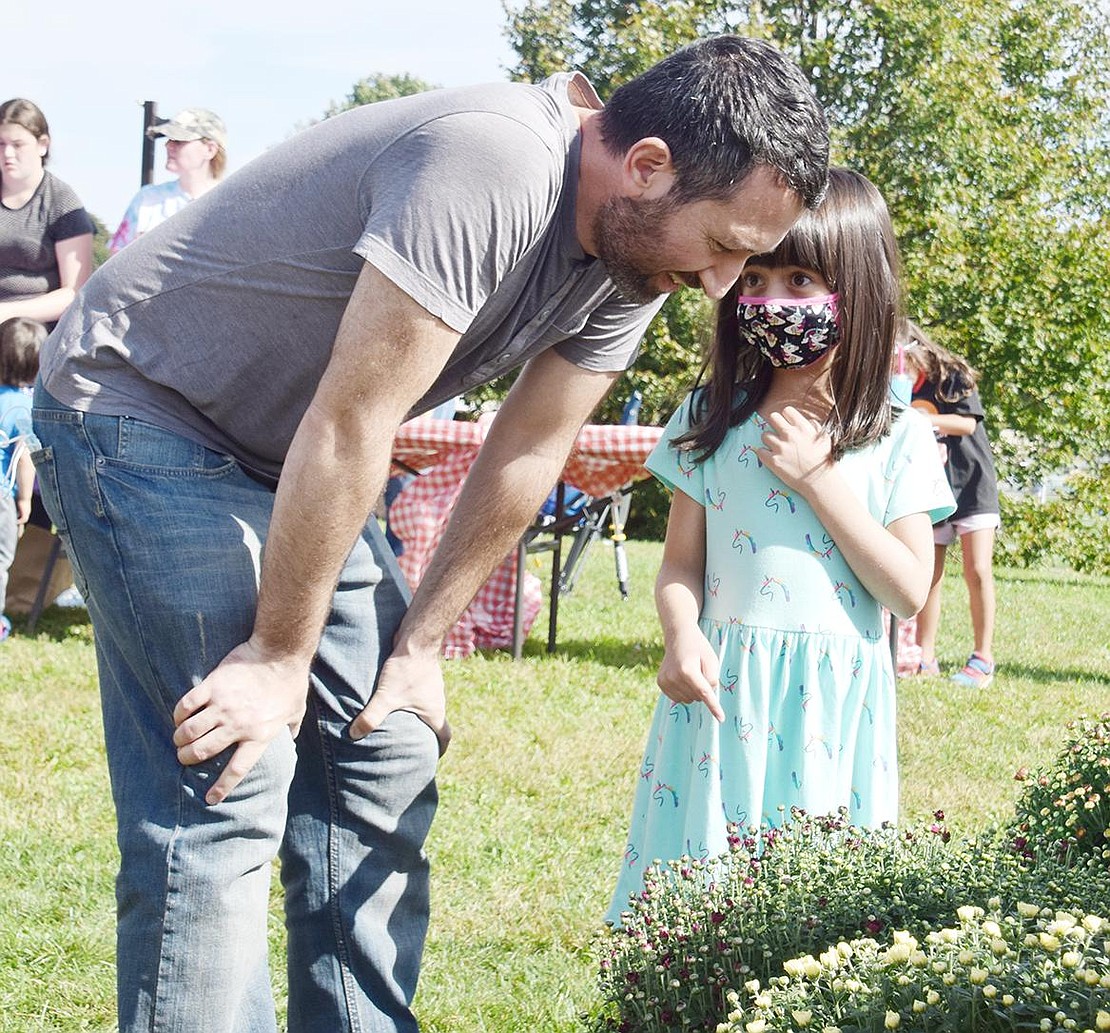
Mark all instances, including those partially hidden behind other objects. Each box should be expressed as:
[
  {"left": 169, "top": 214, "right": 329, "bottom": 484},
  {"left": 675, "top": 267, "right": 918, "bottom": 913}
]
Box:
[{"left": 586, "top": 714, "right": 1110, "bottom": 1033}]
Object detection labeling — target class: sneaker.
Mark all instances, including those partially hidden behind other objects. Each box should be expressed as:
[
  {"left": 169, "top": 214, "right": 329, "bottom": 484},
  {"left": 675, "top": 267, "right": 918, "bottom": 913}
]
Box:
[
  {"left": 902, "top": 657, "right": 939, "bottom": 677},
  {"left": 0, "top": 615, "right": 10, "bottom": 641},
  {"left": 54, "top": 586, "right": 85, "bottom": 608},
  {"left": 951, "top": 652, "right": 994, "bottom": 689}
]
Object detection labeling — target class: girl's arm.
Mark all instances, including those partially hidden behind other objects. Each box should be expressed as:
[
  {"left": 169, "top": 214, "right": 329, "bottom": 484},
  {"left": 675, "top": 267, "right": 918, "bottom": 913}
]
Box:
[
  {"left": 654, "top": 487, "right": 725, "bottom": 722},
  {"left": 14, "top": 449, "right": 35, "bottom": 531},
  {"left": 0, "top": 233, "right": 95, "bottom": 325},
  {"left": 759, "top": 406, "right": 934, "bottom": 618},
  {"left": 927, "top": 411, "right": 977, "bottom": 437}
]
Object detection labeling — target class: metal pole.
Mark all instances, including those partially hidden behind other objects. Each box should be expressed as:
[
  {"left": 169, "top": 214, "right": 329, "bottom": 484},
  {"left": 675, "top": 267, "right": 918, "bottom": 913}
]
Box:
[{"left": 141, "top": 101, "right": 158, "bottom": 186}]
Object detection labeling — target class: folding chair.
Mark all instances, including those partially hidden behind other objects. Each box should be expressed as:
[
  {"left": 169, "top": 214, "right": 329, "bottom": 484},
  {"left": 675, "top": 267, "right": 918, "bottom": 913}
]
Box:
[
  {"left": 25, "top": 532, "right": 65, "bottom": 634},
  {"left": 510, "top": 390, "right": 643, "bottom": 658}
]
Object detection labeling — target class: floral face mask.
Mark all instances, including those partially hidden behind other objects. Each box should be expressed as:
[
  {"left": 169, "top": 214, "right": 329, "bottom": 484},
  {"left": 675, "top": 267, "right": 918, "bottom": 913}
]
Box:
[{"left": 735, "top": 292, "right": 842, "bottom": 368}]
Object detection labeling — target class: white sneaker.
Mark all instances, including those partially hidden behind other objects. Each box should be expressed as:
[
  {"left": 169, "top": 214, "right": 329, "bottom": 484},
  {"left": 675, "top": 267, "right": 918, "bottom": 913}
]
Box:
[{"left": 54, "top": 586, "right": 86, "bottom": 608}]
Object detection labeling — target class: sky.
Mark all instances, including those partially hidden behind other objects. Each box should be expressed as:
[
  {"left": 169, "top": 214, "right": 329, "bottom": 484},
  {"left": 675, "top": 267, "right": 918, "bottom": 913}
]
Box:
[{"left": 7, "top": 0, "right": 518, "bottom": 229}]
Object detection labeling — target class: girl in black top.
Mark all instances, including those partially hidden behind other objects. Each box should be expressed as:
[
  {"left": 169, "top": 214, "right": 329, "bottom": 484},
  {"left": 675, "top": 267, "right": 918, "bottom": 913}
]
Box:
[{"left": 903, "top": 321, "right": 1000, "bottom": 688}]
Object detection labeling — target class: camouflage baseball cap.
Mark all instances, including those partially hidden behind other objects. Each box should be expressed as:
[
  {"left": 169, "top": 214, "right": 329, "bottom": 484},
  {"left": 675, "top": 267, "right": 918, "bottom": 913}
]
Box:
[{"left": 147, "top": 108, "right": 227, "bottom": 150}]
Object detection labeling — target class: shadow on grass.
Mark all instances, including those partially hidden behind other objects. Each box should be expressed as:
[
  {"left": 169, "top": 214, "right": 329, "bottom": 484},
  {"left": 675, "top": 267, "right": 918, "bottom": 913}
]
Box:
[
  {"left": 996, "top": 567, "right": 1110, "bottom": 591},
  {"left": 995, "top": 659, "right": 1110, "bottom": 687},
  {"left": 519, "top": 635, "right": 662, "bottom": 670},
  {"left": 8, "top": 605, "right": 92, "bottom": 643}
]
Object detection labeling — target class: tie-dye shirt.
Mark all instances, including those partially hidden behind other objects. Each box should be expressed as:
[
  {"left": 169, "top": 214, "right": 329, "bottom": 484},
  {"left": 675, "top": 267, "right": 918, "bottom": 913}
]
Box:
[{"left": 108, "top": 180, "right": 192, "bottom": 254}]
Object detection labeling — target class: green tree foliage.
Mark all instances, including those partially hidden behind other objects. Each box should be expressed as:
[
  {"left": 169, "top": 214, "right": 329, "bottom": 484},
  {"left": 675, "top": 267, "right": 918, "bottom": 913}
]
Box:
[
  {"left": 318, "top": 72, "right": 439, "bottom": 120},
  {"left": 507, "top": 0, "right": 1110, "bottom": 557},
  {"left": 90, "top": 213, "right": 111, "bottom": 270}
]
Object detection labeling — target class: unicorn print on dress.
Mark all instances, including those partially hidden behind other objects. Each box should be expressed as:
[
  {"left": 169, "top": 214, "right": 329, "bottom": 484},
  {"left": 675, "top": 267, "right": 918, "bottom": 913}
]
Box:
[
  {"left": 652, "top": 782, "right": 679, "bottom": 807},
  {"left": 832, "top": 581, "right": 857, "bottom": 607},
  {"left": 737, "top": 442, "right": 762, "bottom": 467},
  {"left": 760, "top": 576, "right": 790, "bottom": 603},
  {"left": 765, "top": 487, "right": 796, "bottom": 514},
  {"left": 732, "top": 529, "right": 758, "bottom": 553},
  {"left": 668, "top": 702, "right": 693, "bottom": 724},
  {"left": 805, "top": 532, "right": 835, "bottom": 559},
  {"left": 805, "top": 734, "right": 834, "bottom": 760}
]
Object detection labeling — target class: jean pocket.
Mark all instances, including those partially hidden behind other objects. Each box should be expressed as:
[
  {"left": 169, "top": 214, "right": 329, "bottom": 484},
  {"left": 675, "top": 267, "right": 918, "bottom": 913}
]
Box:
[
  {"left": 98, "top": 417, "right": 239, "bottom": 479},
  {"left": 29, "top": 445, "right": 68, "bottom": 535}
]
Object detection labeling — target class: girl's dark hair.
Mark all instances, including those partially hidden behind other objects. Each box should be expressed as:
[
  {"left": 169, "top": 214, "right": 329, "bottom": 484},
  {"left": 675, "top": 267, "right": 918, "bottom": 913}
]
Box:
[
  {"left": 0, "top": 317, "right": 47, "bottom": 386},
  {"left": 0, "top": 98, "right": 50, "bottom": 164},
  {"left": 598, "top": 35, "right": 829, "bottom": 209},
  {"left": 902, "top": 320, "right": 977, "bottom": 403},
  {"left": 680, "top": 167, "right": 904, "bottom": 461}
]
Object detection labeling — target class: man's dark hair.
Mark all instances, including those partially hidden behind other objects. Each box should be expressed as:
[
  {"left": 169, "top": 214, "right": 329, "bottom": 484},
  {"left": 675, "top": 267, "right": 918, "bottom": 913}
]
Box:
[{"left": 597, "top": 35, "right": 829, "bottom": 208}]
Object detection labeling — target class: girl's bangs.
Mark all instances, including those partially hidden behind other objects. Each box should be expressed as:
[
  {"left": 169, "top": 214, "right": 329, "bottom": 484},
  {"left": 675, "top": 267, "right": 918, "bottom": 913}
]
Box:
[{"left": 750, "top": 215, "right": 829, "bottom": 278}]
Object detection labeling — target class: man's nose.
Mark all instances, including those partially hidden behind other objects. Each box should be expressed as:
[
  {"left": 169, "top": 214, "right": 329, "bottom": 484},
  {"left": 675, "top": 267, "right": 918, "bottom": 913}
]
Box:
[{"left": 698, "top": 254, "right": 748, "bottom": 300}]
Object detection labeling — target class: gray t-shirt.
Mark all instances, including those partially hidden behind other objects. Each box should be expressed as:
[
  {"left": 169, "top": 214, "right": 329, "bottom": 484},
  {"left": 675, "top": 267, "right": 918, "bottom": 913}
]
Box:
[
  {"left": 0, "top": 171, "right": 95, "bottom": 303},
  {"left": 41, "top": 74, "right": 664, "bottom": 484}
]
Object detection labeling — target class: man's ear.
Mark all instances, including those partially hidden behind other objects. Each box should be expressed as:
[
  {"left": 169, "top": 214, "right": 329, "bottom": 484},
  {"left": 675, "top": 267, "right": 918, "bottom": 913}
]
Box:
[{"left": 621, "top": 137, "right": 676, "bottom": 200}]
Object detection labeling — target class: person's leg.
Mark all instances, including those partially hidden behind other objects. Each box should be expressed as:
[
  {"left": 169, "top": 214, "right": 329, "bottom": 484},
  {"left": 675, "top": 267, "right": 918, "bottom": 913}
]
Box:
[
  {"left": 0, "top": 493, "right": 16, "bottom": 619},
  {"left": 282, "top": 519, "right": 440, "bottom": 1033},
  {"left": 32, "top": 394, "right": 290, "bottom": 1033},
  {"left": 959, "top": 526, "right": 996, "bottom": 661},
  {"left": 914, "top": 540, "right": 948, "bottom": 672}
]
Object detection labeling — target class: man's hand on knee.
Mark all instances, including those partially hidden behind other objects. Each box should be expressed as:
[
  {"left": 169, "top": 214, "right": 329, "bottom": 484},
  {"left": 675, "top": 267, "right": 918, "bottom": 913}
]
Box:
[
  {"left": 172, "top": 640, "right": 311, "bottom": 805},
  {"left": 349, "top": 649, "right": 451, "bottom": 756}
]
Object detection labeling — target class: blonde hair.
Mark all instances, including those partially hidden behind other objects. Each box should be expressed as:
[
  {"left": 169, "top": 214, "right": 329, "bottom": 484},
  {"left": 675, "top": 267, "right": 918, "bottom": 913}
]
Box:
[{"left": 208, "top": 143, "right": 227, "bottom": 180}]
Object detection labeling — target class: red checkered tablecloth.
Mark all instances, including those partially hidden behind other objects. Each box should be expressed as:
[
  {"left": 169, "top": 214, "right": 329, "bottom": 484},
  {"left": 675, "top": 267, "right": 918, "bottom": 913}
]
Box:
[
  {"left": 388, "top": 415, "right": 662, "bottom": 658},
  {"left": 561, "top": 423, "right": 665, "bottom": 497}
]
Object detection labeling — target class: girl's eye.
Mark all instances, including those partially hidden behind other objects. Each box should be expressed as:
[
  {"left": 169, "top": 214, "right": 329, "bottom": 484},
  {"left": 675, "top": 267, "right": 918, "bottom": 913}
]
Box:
[{"left": 791, "top": 272, "right": 815, "bottom": 288}]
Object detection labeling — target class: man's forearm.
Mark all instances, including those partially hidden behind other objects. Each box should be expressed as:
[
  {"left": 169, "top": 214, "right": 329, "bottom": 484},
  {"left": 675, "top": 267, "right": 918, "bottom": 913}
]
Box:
[{"left": 251, "top": 402, "right": 393, "bottom": 660}]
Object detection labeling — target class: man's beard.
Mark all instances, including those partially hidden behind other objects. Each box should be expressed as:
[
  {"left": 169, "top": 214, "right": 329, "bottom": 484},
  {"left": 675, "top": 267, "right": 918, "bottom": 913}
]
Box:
[{"left": 592, "top": 194, "right": 683, "bottom": 305}]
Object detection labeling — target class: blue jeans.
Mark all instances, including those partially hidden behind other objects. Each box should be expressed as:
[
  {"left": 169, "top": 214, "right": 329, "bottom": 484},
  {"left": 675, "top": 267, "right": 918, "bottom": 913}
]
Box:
[{"left": 32, "top": 386, "right": 439, "bottom": 1033}]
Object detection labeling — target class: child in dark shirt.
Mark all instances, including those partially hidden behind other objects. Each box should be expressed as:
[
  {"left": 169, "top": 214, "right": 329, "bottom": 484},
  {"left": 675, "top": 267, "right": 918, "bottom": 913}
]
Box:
[{"left": 903, "top": 321, "right": 1000, "bottom": 688}]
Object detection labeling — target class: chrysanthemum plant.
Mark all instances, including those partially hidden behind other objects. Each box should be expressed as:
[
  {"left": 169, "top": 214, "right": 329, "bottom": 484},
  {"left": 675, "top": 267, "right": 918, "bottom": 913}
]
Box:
[{"left": 586, "top": 714, "right": 1110, "bottom": 1033}]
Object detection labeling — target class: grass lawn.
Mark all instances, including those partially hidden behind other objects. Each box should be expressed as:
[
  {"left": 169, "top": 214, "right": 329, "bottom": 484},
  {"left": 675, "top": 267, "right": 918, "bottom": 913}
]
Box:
[{"left": 1, "top": 540, "right": 1107, "bottom": 1031}]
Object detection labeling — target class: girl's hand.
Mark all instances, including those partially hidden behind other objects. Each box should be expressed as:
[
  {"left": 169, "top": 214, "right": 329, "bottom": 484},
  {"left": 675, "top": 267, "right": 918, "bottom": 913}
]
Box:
[
  {"left": 757, "top": 405, "right": 833, "bottom": 494},
  {"left": 657, "top": 624, "right": 724, "bottom": 722}
]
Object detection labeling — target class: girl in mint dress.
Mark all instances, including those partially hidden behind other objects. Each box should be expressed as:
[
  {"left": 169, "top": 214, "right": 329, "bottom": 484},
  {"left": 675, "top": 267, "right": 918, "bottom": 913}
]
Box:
[{"left": 607, "top": 170, "right": 955, "bottom": 924}]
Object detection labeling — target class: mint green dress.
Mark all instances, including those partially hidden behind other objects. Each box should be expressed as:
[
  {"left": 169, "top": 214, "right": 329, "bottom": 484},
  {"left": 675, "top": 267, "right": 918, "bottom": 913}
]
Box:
[{"left": 607, "top": 398, "right": 955, "bottom": 924}]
